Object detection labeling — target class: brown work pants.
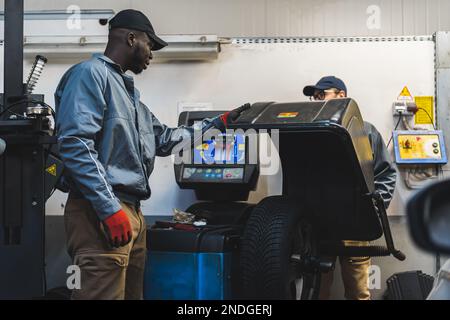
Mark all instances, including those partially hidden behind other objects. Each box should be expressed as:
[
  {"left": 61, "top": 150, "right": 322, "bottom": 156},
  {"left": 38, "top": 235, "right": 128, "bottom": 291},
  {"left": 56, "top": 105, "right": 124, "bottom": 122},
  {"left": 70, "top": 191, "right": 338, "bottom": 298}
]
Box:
[
  {"left": 64, "top": 197, "right": 147, "bottom": 300},
  {"left": 319, "top": 241, "right": 371, "bottom": 300}
]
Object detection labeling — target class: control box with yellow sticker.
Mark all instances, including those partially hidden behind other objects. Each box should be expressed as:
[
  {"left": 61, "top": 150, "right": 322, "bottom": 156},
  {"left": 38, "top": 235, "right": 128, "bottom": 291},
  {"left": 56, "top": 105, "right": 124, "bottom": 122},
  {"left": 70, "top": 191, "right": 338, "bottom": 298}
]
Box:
[{"left": 393, "top": 130, "right": 448, "bottom": 165}]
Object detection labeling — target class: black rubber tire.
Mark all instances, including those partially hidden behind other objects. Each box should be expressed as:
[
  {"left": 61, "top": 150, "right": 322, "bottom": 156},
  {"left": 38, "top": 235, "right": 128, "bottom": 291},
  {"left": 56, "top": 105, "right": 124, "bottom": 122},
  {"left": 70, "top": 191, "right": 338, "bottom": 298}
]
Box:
[{"left": 240, "top": 196, "right": 318, "bottom": 300}]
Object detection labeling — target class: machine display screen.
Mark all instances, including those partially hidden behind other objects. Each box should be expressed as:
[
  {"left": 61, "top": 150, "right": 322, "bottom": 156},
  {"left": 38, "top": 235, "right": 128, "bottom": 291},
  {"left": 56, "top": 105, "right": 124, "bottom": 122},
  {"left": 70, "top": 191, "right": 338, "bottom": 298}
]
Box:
[
  {"left": 182, "top": 167, "right": 244, "bottom": 182},
  {"left": 193, "top": 133, "right": 246, "bottom": 164}
]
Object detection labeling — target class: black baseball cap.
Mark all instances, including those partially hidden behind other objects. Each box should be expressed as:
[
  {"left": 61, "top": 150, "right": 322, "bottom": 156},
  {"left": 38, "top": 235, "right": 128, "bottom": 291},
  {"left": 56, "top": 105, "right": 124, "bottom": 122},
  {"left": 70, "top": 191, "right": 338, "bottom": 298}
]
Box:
[
  {"left": 109, "top": 9, "right": 168, "bottom": 51},
  {"left": 303, "top": 76, "right": 347, "bottom": 96}
]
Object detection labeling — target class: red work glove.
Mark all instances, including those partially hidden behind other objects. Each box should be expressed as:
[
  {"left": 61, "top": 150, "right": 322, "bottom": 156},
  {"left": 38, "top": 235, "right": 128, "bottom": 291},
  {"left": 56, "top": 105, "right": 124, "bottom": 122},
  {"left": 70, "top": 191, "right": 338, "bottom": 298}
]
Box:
[
  {"left": 103, "top": 209, "right": 132, "bottom": 248},
  {"left": 220, "top": 103, "right": 251, "bottom": 127}
]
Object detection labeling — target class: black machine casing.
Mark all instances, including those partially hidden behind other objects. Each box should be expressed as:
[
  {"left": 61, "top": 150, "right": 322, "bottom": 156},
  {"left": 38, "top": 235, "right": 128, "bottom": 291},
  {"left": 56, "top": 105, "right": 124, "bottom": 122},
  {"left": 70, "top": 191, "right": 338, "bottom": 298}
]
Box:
[
  {"left": 0, "top": 114, "right": 55, "bottom": 298},
  {"left": 148, "top": 224, "right": 241, "bottom": 253},
  {"left": 230, "top": 98, "right": 382, "bottom": 241}
]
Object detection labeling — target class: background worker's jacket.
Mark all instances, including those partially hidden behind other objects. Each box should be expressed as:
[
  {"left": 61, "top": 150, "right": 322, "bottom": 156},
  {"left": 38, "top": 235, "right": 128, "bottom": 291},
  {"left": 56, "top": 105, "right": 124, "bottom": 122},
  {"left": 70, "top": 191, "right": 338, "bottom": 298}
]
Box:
[
  {"left": 55, "top": 54, "right": 225, "bottom": 220},
  {"left": 364, "top": 122, "right": 397, "bottom": 208}
]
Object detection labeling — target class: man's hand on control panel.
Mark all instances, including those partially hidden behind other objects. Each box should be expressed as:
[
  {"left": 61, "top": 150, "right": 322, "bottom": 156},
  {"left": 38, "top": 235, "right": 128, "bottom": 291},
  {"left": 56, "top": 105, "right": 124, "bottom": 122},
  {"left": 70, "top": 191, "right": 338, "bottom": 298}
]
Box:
[{"left": 220, "top": 103, "right": 251, "bottom": 127}]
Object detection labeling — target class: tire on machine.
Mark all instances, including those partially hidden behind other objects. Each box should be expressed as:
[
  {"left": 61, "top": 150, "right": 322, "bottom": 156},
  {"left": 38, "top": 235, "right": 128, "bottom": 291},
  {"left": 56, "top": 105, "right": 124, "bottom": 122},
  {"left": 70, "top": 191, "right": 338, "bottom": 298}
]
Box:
[{"left": 240, "top": 196, "right": 319, "bottom": 300}]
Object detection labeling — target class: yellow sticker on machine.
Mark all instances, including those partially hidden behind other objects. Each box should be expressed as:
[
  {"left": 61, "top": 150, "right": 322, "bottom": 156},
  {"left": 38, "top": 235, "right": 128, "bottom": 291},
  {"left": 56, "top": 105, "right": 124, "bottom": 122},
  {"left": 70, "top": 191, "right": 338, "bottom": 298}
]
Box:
[
  {"left": 397, "top": 134, "right": 442, "bottom": 160},
  {"left": 277, "top": 112, "right": 298, "bottom": 118},
  {"left": 46, "top": 164, "right": 57, "bottom": 176},
  {"left": 414, "top": 96, "right": 434, "bottom": 125}
]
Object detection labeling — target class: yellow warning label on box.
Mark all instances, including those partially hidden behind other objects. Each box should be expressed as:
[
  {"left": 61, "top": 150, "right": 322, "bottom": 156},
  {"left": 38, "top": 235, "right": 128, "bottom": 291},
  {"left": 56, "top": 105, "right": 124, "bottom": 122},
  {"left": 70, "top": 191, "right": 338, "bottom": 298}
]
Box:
[
  {"left": 397, "top": 134, "right": 442, "bottom": 160},
  {"left": 277, "top": 112, "right": 298, "bottom": 118},
  {"left": 414, "top": 96, "right": 434, "bottom": 125},
  {"left": 46, "top": 164, "right": 57, "bottom": 176}
]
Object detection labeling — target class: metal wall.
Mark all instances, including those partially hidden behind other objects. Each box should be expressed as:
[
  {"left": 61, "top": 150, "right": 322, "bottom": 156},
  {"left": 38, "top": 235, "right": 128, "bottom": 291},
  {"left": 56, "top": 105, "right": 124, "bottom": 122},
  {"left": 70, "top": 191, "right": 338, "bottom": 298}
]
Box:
[{"left": 1, "top": 0, "right": 450, "bottom": 37}]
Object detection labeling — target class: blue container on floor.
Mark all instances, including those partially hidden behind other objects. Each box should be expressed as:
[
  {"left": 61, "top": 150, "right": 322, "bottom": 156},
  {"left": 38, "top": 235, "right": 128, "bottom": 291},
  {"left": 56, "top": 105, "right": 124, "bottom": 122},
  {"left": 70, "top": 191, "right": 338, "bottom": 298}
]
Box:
[{"left": 144, "top": 225, "right": 240, "bottom": 300}]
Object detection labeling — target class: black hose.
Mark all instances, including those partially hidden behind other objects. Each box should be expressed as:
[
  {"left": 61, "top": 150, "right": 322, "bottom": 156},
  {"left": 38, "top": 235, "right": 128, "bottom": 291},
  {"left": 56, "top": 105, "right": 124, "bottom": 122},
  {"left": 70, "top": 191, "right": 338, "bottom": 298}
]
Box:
[{"left": 320, "top": 244, "right": 405, "bottom": 260}]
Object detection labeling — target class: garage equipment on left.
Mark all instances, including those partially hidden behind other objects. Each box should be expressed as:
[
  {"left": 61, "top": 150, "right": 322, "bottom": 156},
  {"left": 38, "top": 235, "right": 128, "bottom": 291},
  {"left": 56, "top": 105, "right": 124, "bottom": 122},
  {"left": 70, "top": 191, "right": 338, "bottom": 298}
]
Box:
[{"left": 0, "top": 0, "right": 62, "bottom": 299}]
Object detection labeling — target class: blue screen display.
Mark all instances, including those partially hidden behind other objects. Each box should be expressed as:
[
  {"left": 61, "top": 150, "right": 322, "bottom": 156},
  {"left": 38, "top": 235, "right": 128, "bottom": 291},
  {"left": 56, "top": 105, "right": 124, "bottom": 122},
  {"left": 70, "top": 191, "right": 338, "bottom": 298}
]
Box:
[{"left": 193, "top": 133, "right": 245, "bottom": 164}]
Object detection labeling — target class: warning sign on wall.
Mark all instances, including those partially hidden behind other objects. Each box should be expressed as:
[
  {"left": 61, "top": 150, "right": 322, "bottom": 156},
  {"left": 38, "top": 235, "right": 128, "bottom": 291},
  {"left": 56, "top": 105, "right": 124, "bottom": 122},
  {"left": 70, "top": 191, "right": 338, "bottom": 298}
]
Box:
[
  {"left": 414, "top": 96, "right": 434, "bottom": 125},
  {"left": 398, "top": 86, "right": 414, "bottom": 101}
]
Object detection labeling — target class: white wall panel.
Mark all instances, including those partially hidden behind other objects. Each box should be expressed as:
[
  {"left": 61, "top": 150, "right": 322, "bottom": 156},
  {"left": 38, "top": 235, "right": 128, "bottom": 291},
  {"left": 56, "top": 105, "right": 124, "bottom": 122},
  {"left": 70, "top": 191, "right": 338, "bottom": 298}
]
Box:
[
  {"left": 1, "top": 0, "right": 450, "bottom": 37},
  {"left": 8, "top": 37, "right": 433, "bottom": 216}
]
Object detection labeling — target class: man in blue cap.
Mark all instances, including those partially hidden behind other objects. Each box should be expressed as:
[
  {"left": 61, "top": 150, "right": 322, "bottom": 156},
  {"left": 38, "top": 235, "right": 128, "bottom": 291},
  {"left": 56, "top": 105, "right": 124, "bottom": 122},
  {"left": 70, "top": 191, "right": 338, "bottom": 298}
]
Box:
[
  {"left": 55, "top": 9, "right": 247, "bottom": 300},
  {"left": 303, "top": 76, "right": 397, "bottom": 300},
  {"left": 303, "top": 76, "right": 348, "bottom": 101}
]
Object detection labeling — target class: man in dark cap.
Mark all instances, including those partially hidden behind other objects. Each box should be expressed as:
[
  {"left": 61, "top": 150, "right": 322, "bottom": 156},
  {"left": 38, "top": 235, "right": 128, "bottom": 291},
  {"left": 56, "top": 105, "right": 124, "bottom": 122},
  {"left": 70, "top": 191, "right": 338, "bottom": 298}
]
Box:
[
  {"left": 303, "top": 76, "right": 397, "bottom": 300},
  {"left": 55, "top": 9, "right": 247, "bottom": 300},
  {"left": 303, "top": 76, "right": 348, "bottom": 101}
]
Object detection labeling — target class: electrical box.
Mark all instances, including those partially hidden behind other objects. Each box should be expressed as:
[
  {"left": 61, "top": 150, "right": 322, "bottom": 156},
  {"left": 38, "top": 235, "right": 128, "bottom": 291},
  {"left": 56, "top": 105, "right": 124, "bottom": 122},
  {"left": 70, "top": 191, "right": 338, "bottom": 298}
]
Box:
[
  {"left": 392, "top": 101, "right": 417, "bottom": 116},
  {"left": 393, "top": 130, "right": 448, "bottom": 165}
]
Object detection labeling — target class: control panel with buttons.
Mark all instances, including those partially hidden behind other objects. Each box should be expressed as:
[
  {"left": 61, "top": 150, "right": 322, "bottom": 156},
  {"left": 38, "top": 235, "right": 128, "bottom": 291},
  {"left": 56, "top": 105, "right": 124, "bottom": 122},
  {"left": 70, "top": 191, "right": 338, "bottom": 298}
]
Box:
[
  {"left": 182, "top": 167, "right": 244, "bottom": 182},
  {"left": 393, "top": 130, "right": 448, "bottom": 165}
]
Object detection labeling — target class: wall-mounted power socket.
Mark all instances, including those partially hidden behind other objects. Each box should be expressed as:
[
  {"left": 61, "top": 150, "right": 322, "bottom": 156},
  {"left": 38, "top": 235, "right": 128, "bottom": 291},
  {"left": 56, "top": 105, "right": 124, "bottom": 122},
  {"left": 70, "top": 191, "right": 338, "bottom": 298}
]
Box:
[{"left": 392, "top": 101, "right": 417, "bottom": 116}]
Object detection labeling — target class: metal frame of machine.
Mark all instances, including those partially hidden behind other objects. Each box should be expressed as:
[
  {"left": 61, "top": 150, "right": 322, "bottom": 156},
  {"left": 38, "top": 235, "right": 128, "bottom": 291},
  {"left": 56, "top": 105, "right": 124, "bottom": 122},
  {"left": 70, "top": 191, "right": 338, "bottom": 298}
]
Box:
[{"left": 0, "top": 0, "right": 59, "bottom": 299}]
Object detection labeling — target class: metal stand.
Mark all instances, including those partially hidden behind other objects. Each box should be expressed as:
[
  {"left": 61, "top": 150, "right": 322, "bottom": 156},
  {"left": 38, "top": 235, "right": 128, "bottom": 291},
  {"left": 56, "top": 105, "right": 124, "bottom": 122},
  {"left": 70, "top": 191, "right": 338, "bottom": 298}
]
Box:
[
  {"left": 319, "top": 192, "right": 406, "bottom": 261},
  {"left": 0, "top": 0, "right": 56, "bottom": 299}
]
